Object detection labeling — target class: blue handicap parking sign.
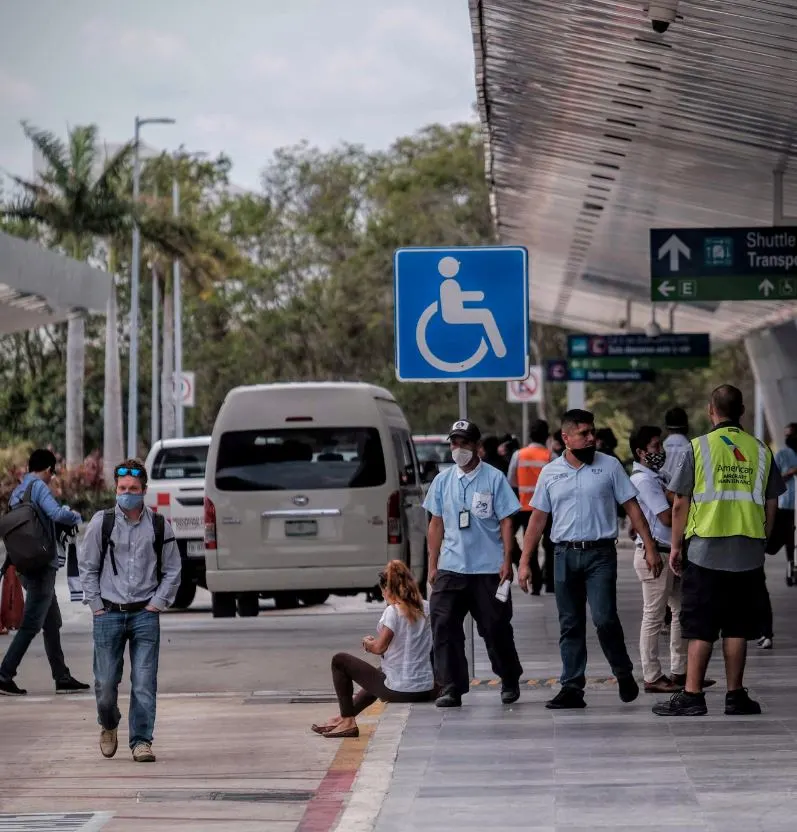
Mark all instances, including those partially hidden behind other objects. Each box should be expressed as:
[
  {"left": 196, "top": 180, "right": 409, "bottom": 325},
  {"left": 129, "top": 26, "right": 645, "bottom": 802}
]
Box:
[{"left": 393, "top": 246, "right": 529, "bottom": 382}]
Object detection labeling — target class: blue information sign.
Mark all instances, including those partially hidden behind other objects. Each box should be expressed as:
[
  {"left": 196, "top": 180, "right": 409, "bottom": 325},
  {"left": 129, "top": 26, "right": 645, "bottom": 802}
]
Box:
[
  {"left": 393, "top": 246, "right": 529, "bottom": 382},
  {"left": 568, "top": 333, "right": 710, "bottom": 360}
]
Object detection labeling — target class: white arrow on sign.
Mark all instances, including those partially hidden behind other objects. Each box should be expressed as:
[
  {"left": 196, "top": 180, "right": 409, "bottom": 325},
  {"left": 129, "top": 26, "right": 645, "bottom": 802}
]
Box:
[
  {"left": 657, "top": 280, "right": 676, "bottom": 298},
  {"left": 658, "top": 235, "right": 691, "bottom": 272},
  {"left": 759, "top": 279, "right": 775, "bottom": 297}
]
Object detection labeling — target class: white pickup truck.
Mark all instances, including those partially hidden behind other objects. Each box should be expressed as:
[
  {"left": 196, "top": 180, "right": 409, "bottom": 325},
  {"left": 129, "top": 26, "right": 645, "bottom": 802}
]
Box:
[{"left": 144, "top": 436, "right": 211, "bottom": 609}]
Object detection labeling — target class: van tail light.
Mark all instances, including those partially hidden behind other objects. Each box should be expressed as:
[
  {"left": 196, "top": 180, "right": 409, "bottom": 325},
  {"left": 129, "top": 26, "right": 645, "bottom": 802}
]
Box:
[
  {"left": 387, "top": 491, "right": 402, "bottom": 545},
  {"left": 204, "top": 497, "right": 217, "bottom": 550}
]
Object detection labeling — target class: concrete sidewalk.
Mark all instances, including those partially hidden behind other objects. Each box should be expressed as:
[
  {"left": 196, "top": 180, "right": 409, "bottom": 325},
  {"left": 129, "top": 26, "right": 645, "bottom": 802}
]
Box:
[{"left": 369, "top": 544, "right": 797, "bottom": 831}]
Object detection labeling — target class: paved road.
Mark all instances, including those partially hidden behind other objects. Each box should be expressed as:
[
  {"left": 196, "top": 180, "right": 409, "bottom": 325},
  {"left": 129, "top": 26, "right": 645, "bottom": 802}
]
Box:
[{"left": 15, "top": 578, "right": 383, "bottom": 697}]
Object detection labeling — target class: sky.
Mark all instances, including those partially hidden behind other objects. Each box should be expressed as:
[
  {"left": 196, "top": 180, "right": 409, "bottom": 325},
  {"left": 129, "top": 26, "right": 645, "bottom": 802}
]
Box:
[{"left": 0, "top": 0, "right": 478, "bottom": 191}]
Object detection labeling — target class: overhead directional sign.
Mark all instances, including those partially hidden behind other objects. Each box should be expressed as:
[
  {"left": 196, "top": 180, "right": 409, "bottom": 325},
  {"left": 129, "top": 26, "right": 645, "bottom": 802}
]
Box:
[
  {"left": 393, "top": 246, "right": 529, "bottom": 382},
  {"left": 568, "top": 333, "right": 710, "bottom": 367},
  {"left": 650, "top": 227, "right": 797, "bottom": 302},
  {"left": 545, "top": 359, "right": 655, "bottom": 383}
]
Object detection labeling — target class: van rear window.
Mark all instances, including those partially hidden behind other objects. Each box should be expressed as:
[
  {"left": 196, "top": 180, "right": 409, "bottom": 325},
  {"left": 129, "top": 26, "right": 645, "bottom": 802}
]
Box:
[
  {"left": 214, "top": 428, "right": 386, "bottom": 491},
  {"left": 151, "top": 446, "right": 209, "bottom": 480}
]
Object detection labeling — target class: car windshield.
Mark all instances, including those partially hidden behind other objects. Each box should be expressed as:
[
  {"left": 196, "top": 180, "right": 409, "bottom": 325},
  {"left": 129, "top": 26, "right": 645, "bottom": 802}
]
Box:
[
  {"left": 214, "top": 427, "right": 386, "bottom": 491},
  {"left": 414, "top": 441, "right": 453, "bottom": 466},
  {"left": 151, "top": 445, "right": 209, "bottom": 480}
]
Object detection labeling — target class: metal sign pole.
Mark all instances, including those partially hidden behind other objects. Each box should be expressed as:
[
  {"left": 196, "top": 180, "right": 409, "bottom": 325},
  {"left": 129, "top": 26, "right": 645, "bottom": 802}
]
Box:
[
  {"left": 521, "top": 402, "right": 529, "bottom": 446},
  {"left": 458, "top": 381, "right": 476, "bottom": 682}
]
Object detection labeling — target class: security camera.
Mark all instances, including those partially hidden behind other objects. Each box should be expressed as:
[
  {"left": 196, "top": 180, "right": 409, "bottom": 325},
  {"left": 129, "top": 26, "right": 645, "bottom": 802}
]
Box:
[
  {"left": 648, "top": 0, "right": 678, "bottom": 33},
  {"left": 645, "top": 320, "right": 663, "bottom": 338}
]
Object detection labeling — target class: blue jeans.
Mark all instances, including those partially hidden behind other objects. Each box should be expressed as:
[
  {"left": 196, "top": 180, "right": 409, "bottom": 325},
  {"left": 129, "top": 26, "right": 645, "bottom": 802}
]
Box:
[
  {"left": 554, "top": 544, "right": 633, "bottom": 690},
  {"left": 93, "top": 609, "right": 160, "bottom": 748},
  {"left": 0, "top": 567, "right": 70, "bottom": 683}
]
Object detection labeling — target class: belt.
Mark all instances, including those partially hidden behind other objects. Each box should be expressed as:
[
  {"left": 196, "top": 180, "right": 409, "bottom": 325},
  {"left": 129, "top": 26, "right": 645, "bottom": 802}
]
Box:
[
  {"left": 559, "top": 538, "right": 616, "bottom": 550},
  {"left": 102, "top": 599, "right": 150, "bottom": 612}
]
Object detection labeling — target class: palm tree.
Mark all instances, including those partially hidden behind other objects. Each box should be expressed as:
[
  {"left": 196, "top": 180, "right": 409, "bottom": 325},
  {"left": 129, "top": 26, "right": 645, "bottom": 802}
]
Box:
[{"left": 3, "top": 123, "right": 239, "bottom": 471}]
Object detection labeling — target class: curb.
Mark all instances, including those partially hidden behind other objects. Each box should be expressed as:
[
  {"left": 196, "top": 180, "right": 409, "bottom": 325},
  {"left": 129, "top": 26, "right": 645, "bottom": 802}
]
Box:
[{"left": 332, "top": 704, "right": 410, "bottom": 832}]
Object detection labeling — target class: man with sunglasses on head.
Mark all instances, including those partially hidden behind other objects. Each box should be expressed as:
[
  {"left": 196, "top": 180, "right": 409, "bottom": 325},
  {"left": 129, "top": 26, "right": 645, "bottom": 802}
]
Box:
[
  {"left": 0, "top": 449, "right": 87, "bottom": 696},
  {"left": 78, "top": 459, "right": 181, "bottom": 763}
]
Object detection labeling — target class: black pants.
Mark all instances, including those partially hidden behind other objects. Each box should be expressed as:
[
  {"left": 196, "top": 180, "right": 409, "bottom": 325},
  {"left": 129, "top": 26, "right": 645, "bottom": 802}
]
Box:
[
  {"left": 0, "top": 567, "right": 70, "bottom": 683},
  {"left": 331, "top": 652, "right": 437, "bottom": 717},
  {"left": 514, "top": 512, "right": 554, "bottom": 593},
  {"left": 430, "top": 571, "right": 523, "bottom": 697}
]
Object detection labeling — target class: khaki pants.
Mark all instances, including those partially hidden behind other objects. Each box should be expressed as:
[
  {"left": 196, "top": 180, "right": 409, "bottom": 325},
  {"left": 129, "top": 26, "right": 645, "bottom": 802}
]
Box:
[{"left": 634, "top": 546, "right": 687, "bottom": 683}]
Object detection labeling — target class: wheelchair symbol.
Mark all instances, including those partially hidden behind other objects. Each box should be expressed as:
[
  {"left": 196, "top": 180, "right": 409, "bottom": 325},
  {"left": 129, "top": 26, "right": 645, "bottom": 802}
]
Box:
[{"left": 416, "top": 256, "right": 507, "bottom": 373}]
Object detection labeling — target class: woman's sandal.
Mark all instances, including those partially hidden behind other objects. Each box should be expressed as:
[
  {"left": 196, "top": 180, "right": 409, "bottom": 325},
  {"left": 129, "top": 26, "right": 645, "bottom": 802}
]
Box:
[{"left": 323, "top": 726, "right": 359, "bottom": 739}]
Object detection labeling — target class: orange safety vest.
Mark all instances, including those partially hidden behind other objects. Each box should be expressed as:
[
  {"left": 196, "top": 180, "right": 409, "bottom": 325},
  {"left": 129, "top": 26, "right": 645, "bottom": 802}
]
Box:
[{"left": 516, "top": 445, "right": 552, "bottom": 511}]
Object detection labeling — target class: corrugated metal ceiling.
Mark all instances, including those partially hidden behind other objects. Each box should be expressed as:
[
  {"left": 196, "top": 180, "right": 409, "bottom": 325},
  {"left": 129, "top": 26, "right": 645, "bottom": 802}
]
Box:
[{"left": 468, "top": 0, "right": 797, "bottom": 341}]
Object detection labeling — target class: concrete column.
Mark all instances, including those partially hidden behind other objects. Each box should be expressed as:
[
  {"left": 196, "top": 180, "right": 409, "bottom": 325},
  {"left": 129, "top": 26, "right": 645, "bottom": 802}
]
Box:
[{"left": 744, "top": 320, "right": 797, "bottom": 448}]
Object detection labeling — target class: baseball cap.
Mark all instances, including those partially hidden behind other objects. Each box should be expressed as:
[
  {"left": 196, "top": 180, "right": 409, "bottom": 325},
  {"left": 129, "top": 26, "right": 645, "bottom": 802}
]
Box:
[{"left": 447, "top": 420, "right": 482, "bottom": 443}]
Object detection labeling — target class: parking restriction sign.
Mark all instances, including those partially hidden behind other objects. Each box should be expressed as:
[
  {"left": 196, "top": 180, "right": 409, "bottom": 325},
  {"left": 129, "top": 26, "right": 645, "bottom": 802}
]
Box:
[{"left": 507, "top": 366, "right": 543, "bottom": 403}]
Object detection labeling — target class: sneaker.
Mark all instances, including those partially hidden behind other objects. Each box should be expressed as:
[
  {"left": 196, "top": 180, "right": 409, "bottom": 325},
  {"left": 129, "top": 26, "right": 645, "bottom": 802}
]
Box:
[
  {"left": 56, "top": 676, "right": 91, "bottom": 694},
  {"left": 725, "top": 688, "right": 761, "bottom": 716},
  {"left": 545, "top": 687, "right": 586, "bottom": 710},
  {"left": 99, "top": 728, "right": 118, "bottom": 759},
  {"left": 132, "top": 742, "right": 156, "bottom": 763},
  {"left": 644, "top": 675, "right": 681, "bottom": 694},
  {"left": 757, "top": 637, "right": 773, "bottom": 650},
  {"left": 435, "top": 692, "right": 462, "bottom": 709},
  {"left": 618, "top": 674, "right": 640, "bottom": 703},
  {"left": 0, "top": 678, "right": 26, "bottom": 696},
  {"left": 652, "top": 690, "right": 708, "bottom": 717},
  {"left": 501, "top": 680, "right": 520, "bottom": 705}
]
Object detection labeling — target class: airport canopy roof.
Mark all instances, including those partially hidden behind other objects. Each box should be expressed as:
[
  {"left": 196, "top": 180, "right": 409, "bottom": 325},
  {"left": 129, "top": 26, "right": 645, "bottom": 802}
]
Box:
[
  {"left": 468, "top": 0, "right": 797, "bottom": 342},
  {"left": 0, "top": 231, "right": 110, "bottom": 333}
]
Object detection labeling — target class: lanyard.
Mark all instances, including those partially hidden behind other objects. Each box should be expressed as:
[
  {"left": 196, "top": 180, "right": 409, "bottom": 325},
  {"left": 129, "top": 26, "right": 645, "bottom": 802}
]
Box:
[{"left": 459, "top": 473, "right": 477, "bottom": 509}]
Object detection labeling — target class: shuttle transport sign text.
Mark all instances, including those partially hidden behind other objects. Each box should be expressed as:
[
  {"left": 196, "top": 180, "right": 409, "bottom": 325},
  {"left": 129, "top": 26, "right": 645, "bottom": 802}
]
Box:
[
  {"left": 650, "top": 226, "right": 797, "bottom": 302},
  {"left": 393, "top": 246, "right": 529, "bottom": 382}
]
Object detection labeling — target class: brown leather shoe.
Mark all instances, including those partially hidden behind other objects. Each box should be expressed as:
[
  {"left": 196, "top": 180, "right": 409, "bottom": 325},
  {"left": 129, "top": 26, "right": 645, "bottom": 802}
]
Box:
[
  {"left": 644, "top": 675, "right": 681, "bottom": 694},
  {"left": 671, "top": 674, "right": 716, "bottom": 689}
]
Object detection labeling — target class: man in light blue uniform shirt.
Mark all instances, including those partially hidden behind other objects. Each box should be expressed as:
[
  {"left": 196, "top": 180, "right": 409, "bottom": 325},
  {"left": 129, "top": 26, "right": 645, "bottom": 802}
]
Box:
[
  {"left": 519, "top": 409, "right": 659, "bottom": 710},
  {"left": 424, "top": 420, "right": 523, "bottom": 708}
]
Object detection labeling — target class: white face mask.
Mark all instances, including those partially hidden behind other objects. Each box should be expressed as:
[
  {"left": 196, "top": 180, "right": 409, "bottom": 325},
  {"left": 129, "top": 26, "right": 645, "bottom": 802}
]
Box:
[{"left": 452, "top": 448, "right": 474, "bottom": 469}]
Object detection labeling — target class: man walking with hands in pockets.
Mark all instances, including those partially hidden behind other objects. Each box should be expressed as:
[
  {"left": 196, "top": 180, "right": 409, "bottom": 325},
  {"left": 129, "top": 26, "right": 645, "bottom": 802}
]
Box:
[
  {"left": 424, "top": 420, "right": 523, "bottom": 709},
  {"left": 79, "top": 460, "right": 181, "bottom": 762}
]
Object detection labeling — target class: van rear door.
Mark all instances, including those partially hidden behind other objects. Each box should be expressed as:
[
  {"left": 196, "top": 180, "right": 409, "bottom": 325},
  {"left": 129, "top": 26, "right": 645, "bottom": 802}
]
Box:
[{"left": 212, "top": 426, "right": 388, "bottom": 570}]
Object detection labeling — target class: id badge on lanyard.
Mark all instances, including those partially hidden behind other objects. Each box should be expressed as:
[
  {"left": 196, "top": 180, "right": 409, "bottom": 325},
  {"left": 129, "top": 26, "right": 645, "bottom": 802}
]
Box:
[{"left": 459, "top": 510, "right": 470, "bottom": 529}]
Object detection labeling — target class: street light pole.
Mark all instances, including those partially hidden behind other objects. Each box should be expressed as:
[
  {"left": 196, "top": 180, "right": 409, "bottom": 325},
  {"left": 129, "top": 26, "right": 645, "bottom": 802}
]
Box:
[
  {"left": 173, "top": 177, "right": 185, "bottom": 439},
  {"left": 126, "top": 115, "right": 175, "bottom": 458}
]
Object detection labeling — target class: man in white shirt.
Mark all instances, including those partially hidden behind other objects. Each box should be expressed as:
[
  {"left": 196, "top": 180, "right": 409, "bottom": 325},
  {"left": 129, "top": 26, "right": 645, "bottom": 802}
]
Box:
[
  {"left": 629, "top": 426, "right": 685, "bottom": 693},
  {"left": 659, "top": 407, "right": 690, "bottom": 485}
]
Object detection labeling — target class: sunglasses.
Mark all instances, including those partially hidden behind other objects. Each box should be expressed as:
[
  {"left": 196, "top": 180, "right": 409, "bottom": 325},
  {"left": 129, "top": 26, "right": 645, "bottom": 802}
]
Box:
[{"left": 115, "top": 466, "right": 143, "bottom": 478}]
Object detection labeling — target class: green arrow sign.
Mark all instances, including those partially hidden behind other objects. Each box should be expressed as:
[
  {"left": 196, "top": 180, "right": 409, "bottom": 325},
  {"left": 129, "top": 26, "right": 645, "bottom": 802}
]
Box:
[
  {"left": 653, "top": 275, "right": 797, "bottom": 302},
  {"left": 569, "top": 356, "right": 710, "bottom": 371}
]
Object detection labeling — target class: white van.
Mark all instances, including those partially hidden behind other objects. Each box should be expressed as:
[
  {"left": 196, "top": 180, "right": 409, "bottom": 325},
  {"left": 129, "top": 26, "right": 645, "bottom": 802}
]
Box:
[
  {"left": 144, "top": 436, "right": 211, "bottom": 608},
  {"left": 203, "top": 382, "right": 429, "bottom": 617}
]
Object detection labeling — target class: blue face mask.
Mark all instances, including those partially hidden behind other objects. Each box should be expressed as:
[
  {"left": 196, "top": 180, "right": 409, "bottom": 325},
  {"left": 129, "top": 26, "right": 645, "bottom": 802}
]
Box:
[{"left": 117, "top": 493, "right": 144, "bottom": 512}]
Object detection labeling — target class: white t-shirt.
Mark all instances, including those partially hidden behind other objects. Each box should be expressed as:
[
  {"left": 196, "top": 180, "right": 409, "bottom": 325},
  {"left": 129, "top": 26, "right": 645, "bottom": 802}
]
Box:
[
  {"left": 378, "top": 601, "right": 434, "bottom": 693},
  {"left": 630, "top": 462, "right": 671, "bottom": 546}
]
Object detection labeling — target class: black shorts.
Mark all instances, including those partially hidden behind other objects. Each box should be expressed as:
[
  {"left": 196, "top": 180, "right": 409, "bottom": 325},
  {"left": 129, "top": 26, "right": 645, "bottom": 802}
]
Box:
[
  {"left": 767, "top": 509, "right": 796, "bottom": 555},
  {"left": 680, "top": 561, "right": 768, "bottom": 643}
]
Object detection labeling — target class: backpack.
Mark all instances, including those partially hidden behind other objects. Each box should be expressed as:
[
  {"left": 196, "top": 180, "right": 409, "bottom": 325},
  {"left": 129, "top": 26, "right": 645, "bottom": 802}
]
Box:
[
  {"left": 0, "top": 482, "right": 56, "bottom": 575},
  {"left": 100, "top": 508, "right": 166, "bottom": 583}
]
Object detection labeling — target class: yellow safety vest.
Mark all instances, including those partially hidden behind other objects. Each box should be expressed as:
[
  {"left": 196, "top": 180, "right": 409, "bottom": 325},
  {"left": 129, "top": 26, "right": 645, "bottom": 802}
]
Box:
[{"left": 686, "top": 426, "right": 770, "bottom": 540}]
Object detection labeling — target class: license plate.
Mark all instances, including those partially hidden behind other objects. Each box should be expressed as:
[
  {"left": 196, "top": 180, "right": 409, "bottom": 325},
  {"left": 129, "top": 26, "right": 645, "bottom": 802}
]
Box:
[
  {"left": 173, "top": 516, "right": 203, "bottom": 529},
  {"left": 186, "top": 541, "right": 205, "bottom": 556},
  {"left": 285, "top": 519, "right": 318, "bottom": 538}
]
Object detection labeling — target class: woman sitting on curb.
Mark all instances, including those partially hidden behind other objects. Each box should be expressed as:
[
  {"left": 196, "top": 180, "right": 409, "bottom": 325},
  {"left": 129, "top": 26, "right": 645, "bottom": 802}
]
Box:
[{"left": 312, "top": 560, "right": 438, "bottom": 738}]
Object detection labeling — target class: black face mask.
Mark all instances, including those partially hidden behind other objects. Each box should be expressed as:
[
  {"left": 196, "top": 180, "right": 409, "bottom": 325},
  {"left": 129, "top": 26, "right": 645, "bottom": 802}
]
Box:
[
  {"left": 787, "top": 436, "right": 797, "bottom": 452},
  {"left": 570, "top": 445, "right": 597, "bottom": 465}
]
